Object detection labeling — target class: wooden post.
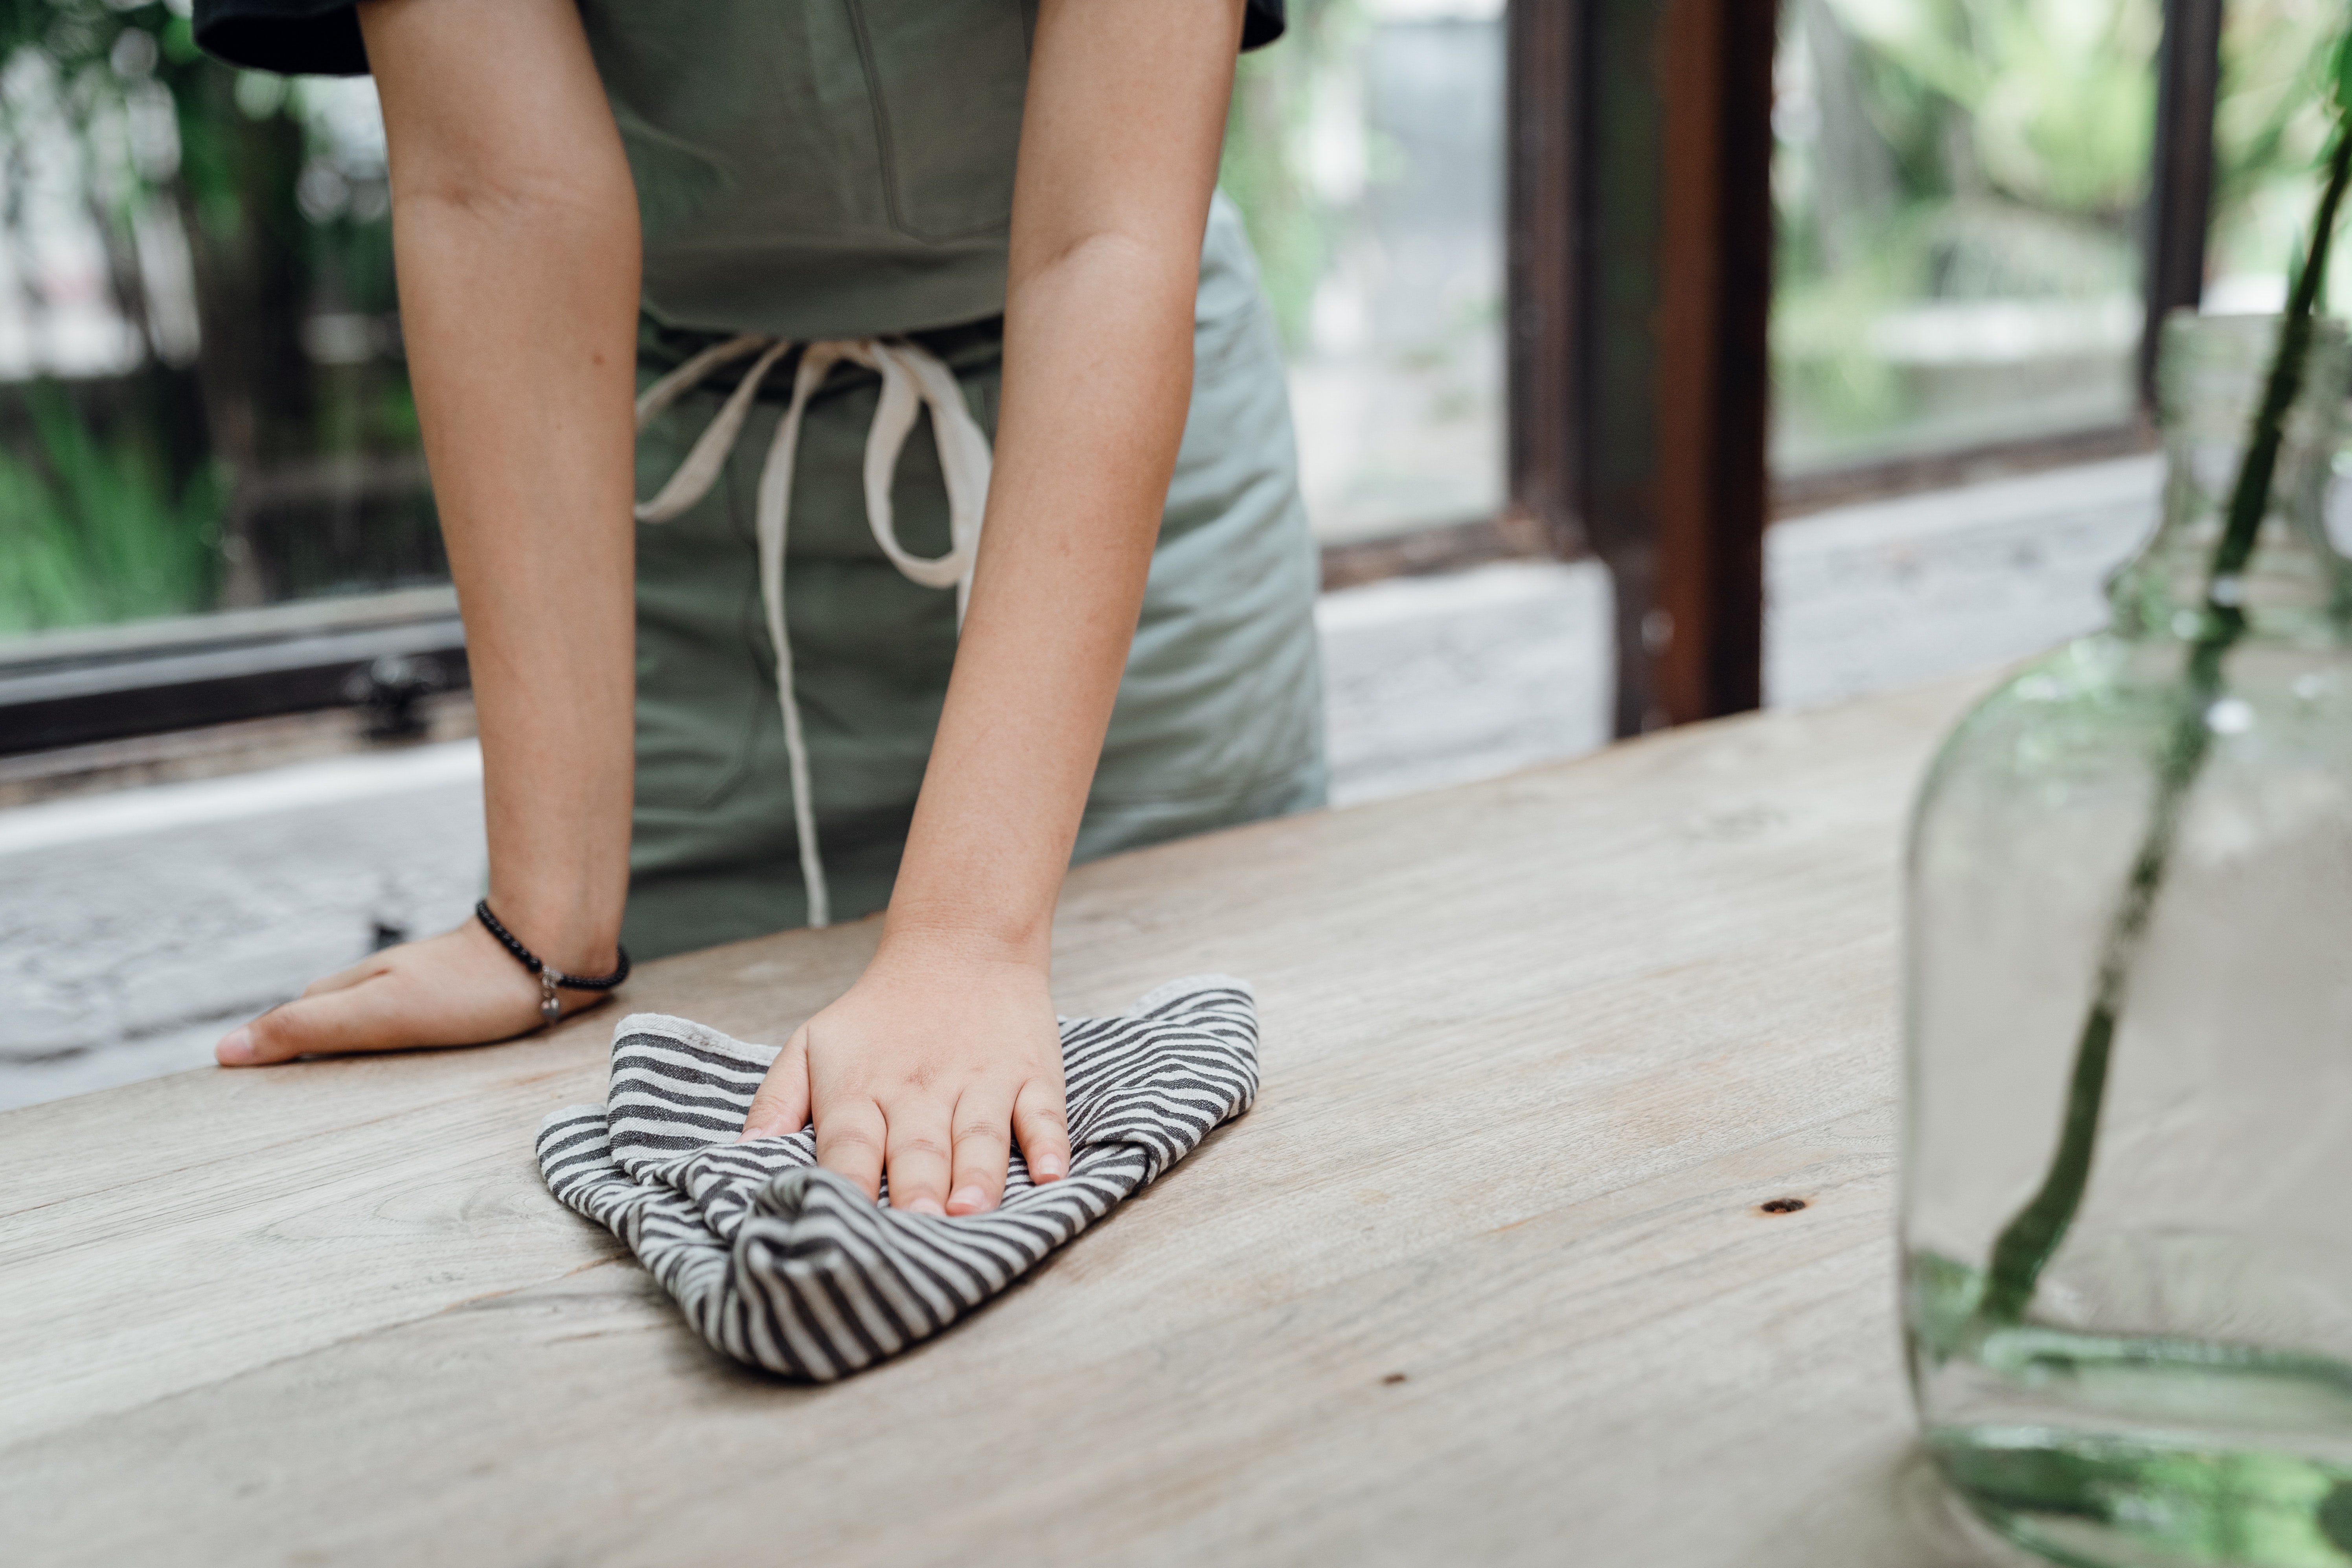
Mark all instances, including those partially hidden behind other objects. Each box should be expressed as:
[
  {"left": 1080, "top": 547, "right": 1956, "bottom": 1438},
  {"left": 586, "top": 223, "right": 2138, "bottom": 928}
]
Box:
[
  {"left": 1512, "top": 0, "right": 1776, "bottom": 734},
  {"left": 2140, "top": 0, "right": 2223, "bottom": 405},
  {"left": 1506, "top": 0, "right": 1586, "bottom": 558}
]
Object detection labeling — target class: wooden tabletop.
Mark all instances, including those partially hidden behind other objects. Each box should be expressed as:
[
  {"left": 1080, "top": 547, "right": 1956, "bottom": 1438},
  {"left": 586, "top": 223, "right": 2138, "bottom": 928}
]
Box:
[{"left": 2, "top": 676, "right": 2036, "bottom": 1567}]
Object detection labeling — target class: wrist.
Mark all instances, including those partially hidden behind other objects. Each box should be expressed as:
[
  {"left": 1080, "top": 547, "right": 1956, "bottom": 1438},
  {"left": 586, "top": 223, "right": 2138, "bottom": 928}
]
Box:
[
  {"left": 480, "top": 881, "right": 625, "bottom": 976},
  {"left": 877, "top": 899, "right": 1052, "bottom": 973}
]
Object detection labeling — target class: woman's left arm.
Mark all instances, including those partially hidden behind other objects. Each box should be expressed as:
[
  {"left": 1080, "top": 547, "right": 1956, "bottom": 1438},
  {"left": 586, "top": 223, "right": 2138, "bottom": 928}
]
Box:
[{"left": 734, "top": 0, "right": 1250, "bottom": 1214}]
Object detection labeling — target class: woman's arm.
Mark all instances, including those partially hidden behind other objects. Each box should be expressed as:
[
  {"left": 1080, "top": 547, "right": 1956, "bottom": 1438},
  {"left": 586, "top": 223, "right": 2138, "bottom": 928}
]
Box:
[
  {"left": 216, "top": 0, "right": 639, "bottom": 1065},
  {"left": 735, "top": 0, "right": 1249, "bottom": 1213}
]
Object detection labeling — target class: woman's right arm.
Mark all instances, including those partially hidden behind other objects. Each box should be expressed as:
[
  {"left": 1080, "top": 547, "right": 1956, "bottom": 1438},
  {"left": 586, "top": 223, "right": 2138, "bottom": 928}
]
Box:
[{"left": 216, "top": 0, "right": 641, "bottom": 1066}]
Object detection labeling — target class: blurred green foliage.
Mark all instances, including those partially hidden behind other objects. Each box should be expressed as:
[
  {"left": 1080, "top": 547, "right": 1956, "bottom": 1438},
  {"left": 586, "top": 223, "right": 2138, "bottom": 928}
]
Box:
[
  {"left": 1829, "top": 0, "right": 2157, "bottom": 217},
  {"left": 1775, "top": 0, "right": 2352, "bottom": 469},
  {"left": 2208, "top": 0, "right": 2352, "bottom": 296},
  {"left": 1220, "top": 0, "right": 1360, "bottom": 351},
  {"left": 0, "top": 382, "right": 220, "bottom": 633},
  {"left": 0, "top": 0, "right": 423, "bottom": 638},
  {"left": 1774, "top": 0, "right": 2164, "bottom": 466},
  {"left": 0, "top": 0, "right": 221, "bottom": 631}
]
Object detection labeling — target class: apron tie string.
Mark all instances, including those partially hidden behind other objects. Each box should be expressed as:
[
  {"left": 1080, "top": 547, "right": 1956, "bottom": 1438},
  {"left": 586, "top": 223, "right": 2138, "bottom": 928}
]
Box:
[{"left": 633, "top": 335, "right": 995, "bottom": 928}]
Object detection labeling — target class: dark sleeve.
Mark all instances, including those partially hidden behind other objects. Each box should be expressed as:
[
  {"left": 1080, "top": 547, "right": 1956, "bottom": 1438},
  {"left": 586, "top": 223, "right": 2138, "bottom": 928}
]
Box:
[
  {"left": 1242, "top": 0, "right": 1285, "bottom": 51},
  {"left": 193, "top": 0, "right": 368, "bottom": 76},
  {"left": 200, "top": 0, "right": 1280, "bottom": 80}
]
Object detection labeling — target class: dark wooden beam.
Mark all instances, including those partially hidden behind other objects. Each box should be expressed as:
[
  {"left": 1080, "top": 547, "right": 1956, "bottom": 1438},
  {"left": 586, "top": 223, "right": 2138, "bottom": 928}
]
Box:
[
  {"left": 2141, "top": 0, "right": 2223, "bottom": 406},
  {"left": 1771, "top": 422, "right": 2155, "bottom": 520},
  {"left": 1571, "top": 0, "right": 1776, "bottom": 734},
  {"left": 1319, "top": 511, "right": 1551, "bottom": 592},
  {"left": 1505, "top": 0, "right": 1587, "bottom": 559}
]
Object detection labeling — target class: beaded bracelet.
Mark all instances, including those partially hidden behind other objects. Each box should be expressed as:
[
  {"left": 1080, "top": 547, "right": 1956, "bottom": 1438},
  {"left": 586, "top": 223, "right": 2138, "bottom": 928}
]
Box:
[{"left": 474, "top": 900, "right": 632, "bottom": 1029}]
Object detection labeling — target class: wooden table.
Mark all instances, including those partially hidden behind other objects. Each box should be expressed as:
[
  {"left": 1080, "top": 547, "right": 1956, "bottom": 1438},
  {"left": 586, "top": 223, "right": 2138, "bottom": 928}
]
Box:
[{"left": 3, "top": 677, "right": 2036, "bottom": 1566}]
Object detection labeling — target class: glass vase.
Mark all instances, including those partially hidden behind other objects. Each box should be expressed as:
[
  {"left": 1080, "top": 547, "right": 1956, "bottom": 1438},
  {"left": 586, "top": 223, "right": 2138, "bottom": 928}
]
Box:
[{"left": 1903, "top": 312, "right": 2352, "bottom": 1568}]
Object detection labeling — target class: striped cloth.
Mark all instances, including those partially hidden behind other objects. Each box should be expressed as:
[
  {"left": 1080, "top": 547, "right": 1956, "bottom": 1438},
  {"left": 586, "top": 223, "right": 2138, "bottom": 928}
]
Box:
[{"left": 535, "top": 974, "right": 1258, "bottom": 1381}]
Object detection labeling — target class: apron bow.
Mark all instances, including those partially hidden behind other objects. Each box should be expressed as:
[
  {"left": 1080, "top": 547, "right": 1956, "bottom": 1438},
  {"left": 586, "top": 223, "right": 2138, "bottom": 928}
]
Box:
[{"left": 633, "top": 335, "right": 995, "bottom": 928}]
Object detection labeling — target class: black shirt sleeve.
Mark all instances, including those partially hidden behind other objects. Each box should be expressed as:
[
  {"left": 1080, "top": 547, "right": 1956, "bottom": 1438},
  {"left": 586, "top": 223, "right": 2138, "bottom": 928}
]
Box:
[
  {"left": 1242, "top": 0, "right": 1286, "bottom": 51},
  {"left": 193, "top": 0, "right": 368, "bottom": 76},
  {"left": 195, "top": 0, "right": 1288, "bottom": 77}
]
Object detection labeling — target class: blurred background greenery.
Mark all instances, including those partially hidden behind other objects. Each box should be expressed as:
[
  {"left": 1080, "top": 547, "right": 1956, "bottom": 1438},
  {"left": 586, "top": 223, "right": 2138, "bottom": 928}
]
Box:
[
  {"left": 0, "top": 0, "right": 433, "bottom": 638},
  {"left": 1773, "top": 0, "right": 2341, "bottom": 471},
  {"left": 1222, "top": 0, "right": 1508, "bottom": 542},
  {"left": 1773, "top": 0, "right": 2158, "bottom": 467}
]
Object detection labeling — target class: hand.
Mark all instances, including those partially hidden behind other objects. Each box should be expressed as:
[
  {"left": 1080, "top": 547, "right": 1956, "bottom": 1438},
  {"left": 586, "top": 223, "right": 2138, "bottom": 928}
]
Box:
[
  {"left": 737, "top": 937, "right": 1073, "bottom": 1216},
  {"left": 213, "top": 919, "right": 615, "bottom": 1066}
]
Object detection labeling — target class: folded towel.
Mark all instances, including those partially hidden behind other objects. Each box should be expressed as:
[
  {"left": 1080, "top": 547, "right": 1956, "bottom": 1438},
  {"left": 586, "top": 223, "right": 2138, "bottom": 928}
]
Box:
[{"left": 535, "top": 974, "right": 1258, "bottom": 1381}]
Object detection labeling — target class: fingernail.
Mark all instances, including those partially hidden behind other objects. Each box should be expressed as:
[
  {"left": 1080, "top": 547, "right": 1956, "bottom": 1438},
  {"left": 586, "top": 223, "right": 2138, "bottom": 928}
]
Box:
[
  {"left": 902, "top": 1196, "right": 945, "bottom": 1216},
  {"left": 948, "top": 1185, "right": 987, "bottom": 1213},
  {"left": 216, "top": 1028, "right": 254, "bottom": 1066},
  {"left": 736, "top": 1122, "right": 778, "bottom": 1144},
  {"left": 1033, "top": 1154, "right": 1067, "bottom": 1180}
]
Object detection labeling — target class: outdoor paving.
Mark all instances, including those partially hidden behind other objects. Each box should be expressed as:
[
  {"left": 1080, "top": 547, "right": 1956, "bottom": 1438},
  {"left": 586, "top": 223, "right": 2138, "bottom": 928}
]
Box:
[{"left": 0, "top": 455, "right": 2162, "bottom": 1110}]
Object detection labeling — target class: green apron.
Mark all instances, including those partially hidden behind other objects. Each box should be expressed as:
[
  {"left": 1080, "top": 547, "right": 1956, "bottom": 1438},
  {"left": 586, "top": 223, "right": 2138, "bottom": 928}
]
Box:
[{"left": 588, "top": 1, "right": 1326, "bottom": 959}]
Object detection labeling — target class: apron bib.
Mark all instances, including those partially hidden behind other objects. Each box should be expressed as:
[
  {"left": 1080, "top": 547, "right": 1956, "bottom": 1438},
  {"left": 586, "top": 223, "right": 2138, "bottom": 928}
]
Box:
[{"left": 587, "top": 0, "right": 1325, "bottom": 958}]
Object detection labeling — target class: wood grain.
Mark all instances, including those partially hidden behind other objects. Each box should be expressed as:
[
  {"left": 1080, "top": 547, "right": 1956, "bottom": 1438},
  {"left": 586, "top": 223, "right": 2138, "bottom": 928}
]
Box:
[{"left": 0, "top": 675, "right": 2038, "bottom": 1566}]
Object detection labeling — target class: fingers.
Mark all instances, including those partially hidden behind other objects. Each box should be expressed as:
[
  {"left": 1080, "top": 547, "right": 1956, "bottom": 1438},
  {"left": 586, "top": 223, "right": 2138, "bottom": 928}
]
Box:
[
  {"left": 738, "top": 1027, "right": 812, "bottom": 1141},
  {"left": 814, "top": 1094, "right": 888, "bottom": 1203},
  {"left": 215, "top": 1012, "right": 285, "bottom": 1067},
  {"left": 1013, "top": 1077, "right": 1072, "bottom": 1184},
  {"left": 216, "top": 980, "right": 403, "bottom": 1066},
  {"left": 785, "top": 972, "right": 1067, "bottom": 1217},
  {"left": 215, "top": 924, "right": 564, "bottom": 1067},
  {"left": 945, "top": 1084, "right": 1015, "bottom": 1215},
  {"left": 883, "top": 1102, "right": 953, "bottom": 1217}
]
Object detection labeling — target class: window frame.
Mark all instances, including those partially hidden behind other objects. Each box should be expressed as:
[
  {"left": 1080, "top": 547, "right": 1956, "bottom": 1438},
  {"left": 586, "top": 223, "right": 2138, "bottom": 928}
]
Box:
[
  {"left": 1505, "top": 0, "right": 2225, "bottom": 735},
  {"left": 0, "top": 589, "right": 464, "bottom": 754}
]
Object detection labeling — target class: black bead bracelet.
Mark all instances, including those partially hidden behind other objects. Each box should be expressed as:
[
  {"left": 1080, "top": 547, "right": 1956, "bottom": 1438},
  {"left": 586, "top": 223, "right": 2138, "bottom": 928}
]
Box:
[{"left": 475, "top": 900, "right": 632, "bottom": 1029}]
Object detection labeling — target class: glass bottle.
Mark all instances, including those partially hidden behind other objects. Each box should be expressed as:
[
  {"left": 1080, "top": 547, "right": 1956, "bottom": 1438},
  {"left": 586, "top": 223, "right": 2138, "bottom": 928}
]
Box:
[{"left": 1904, "top": 311, "right": 2352, "bottom": 1568}]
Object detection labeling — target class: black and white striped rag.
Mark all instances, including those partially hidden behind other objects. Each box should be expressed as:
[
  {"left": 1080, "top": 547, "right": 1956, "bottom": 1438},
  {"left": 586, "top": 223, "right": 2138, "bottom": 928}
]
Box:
[{"left": 534, "top": 974, "right": 1258, "bottom": 1381}]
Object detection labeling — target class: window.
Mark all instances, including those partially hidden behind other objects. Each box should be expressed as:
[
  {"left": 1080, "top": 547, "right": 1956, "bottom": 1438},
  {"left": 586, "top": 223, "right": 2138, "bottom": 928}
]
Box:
[
  {"left": 1, "top": 8, "right": 431, "bottom": 638},
  {"left": 1771, "top": 0, "right": 2162, "bottom": 475},
  {"left": 1224, "top": 0, "right": 1509, "bottom": 546},
  {"left": 0, "top": 5, "right": 456, "bottom": 754}
]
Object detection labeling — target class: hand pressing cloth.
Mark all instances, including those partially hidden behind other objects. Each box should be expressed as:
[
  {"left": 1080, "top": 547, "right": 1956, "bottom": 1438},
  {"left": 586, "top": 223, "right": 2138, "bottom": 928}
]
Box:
[{"left": 535, "top": 975, "right": 1258, "bottom": 1381}]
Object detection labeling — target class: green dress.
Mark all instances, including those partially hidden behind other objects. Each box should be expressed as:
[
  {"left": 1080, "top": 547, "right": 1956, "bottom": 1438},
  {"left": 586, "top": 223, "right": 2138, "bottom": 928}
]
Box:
[{"left": 195, "top": 0, "right": 1327, "bottom": 961}]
